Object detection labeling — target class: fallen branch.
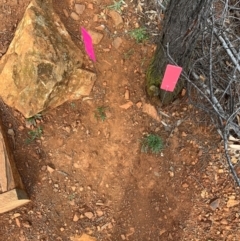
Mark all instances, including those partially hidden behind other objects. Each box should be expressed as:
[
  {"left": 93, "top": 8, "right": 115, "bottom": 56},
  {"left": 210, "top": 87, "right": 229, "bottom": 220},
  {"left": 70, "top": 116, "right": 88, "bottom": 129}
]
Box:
[{"left": 212, "top": 26, "right": 240, "bottom": 72}]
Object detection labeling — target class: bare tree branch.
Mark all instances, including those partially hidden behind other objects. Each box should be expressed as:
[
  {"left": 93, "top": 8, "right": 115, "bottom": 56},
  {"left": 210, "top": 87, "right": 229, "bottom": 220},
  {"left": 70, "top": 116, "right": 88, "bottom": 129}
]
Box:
[{"left": 160, "top": 0, "right": 240, "bottom": 185}]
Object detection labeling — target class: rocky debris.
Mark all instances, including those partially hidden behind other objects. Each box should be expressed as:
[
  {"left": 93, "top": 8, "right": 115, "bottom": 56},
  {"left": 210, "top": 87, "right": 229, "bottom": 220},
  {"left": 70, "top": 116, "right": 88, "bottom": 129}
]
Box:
[
  {"left": 169, "top": 171, "right": 174, "bottom": 177},
  {"left": 75, "top": 4, "right": 85, "bottom": 15},
  {"left": 15, "top": 218, "right": 21, "bottom": 227},
  {"left": 121, "top": 234, "right": 126, "bottom": 240},
  {"left": 159, "top": 228, "right": 166, "bottom": 236},
  {"left": 84, "top": 212, "right": 94, "bottom": 219},
  {"left": 87, "top": 3, "right": 94, "bottom": 9},
  {"left": 93, "top": 14, "right": 98, "bottom": 22},
  {"left": 22, "top": 220, "right": 31, "bottom": 228},
  {"left": 88, "top": 30, "right": 104, "bottom": 44},
  {"left": 226, "top": 198, "right": 239, "bottom": 208},
  {"left": 13, "top": 213, "right": 21, "bottom": 218},
  {"left": 181, "top": 88, "right": 186, "bottom": 96},
  {"left": 124, "top": 89, "right": 130, "bottom": 100},
  {"left": 73, "top": 213, "right": 79, "bottom": 222},
  {"left": 182, "top": 131, "right": 187, "bottom": 137},
  {"left": 136, "top": 101, "right": 142, "bottom": 108},
  {"left": 108, "top": 10, "right": 123, "bottom": 27},
  {"left": 63, "top": 9, "right": 69, "bottom": 17},
  {"left": 47, "top": 165, "right": 55, "bottom": 173},
  {"left": 120, "top": 101, "right": 133, "bottom": 109},
  {"left": 70, "top": 12, "right": 80, "bottom": 21},
  {"left": 95, "top": 25, "right": 105, "bottom": 31},
  {"left": 66, "top": 0, "right": 74, "bottom": 7},
  {"left": 96, "top": 209, "right": 104, "bottom": 217},
  {"left": 142, "top": 103, "right": 161, "bottom": 122},
  {"left": 0, "top": 44, "right": 8, "bottom": 55},
  {"left": 3, "top": 0, "right": 18, "bottom": 6},
  {"left": 70, "top": 233, "right": 97, "bottom": 241},
  {"left": 100, "top": 222, "right": 113, "bottom": 230},
  {"left": 0, "top": 0, "right": 96, "bottom": 117},
  {"left": 209, "top": 198, "right": 220, "bottom": 210},
  {"left": 112, "top": 37, "right": 123, "bottom": 49}
]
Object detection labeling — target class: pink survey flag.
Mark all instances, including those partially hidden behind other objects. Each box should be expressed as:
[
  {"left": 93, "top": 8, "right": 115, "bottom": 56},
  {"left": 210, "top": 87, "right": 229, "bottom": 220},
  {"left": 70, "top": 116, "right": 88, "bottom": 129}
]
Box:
[
  {"left": 160, "top": 64, "right": 182, "bottom": 92},
  {"left": 81, "top": 27, "right": 96, "bottom": 62}
]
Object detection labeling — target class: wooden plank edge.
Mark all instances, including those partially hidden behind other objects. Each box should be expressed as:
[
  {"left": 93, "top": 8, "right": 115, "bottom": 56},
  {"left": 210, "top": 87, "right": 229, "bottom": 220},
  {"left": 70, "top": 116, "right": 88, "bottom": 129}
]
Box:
[{"left": 0, "top": 188, "right": 31, "bottom": 214}]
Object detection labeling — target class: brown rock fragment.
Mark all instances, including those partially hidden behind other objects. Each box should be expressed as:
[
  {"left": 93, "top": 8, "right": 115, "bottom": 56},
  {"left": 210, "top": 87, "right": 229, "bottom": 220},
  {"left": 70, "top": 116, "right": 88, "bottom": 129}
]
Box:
[
  {"left": 75, "top": 4, "right": 85, "bottom": 15},
  {"left": 142, "top": 103, "right": 161, "bottom": 122},
  {"left": 88, "top": 30, "right": 104, "bottom": 44},
  {"left": 63, "top": 9, "right": 69, "bottom": 17},
  {"left": 112, "top": 37, "right": 123, "bottom": 49},
  {"left": 108, "top": 10, "right": 123, "bottom": 27},
  {"left": 120, "top": 101, "right": 133, "bottom": 109},
  {"left": 70, "top": 12, "right": 80, "bottom": 21},
  {"left": 70, "top": 234, "right": 97, "bottom": 241},
  {"left": 209, "top": 198, "right": 220, "bottom": 210},
  {"left": 227, "top": 199, "right": 239, "bottom": 208}
]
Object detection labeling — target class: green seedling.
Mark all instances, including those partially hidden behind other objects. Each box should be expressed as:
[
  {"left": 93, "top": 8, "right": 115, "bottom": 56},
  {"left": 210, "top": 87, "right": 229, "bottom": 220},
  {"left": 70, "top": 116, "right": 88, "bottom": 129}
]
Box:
[
  {"left": 129, "top": 27, "right": 148, "bottom": 43},
  {"left": 26, "top": 126, "right": 43, "bottom": 144},
  {"left": 141, "top": 134, "right": 163, "bottom": 154},
  {"left": 95, "top": 106, "right": 107, "bottom": 122},
  {"left": 69, "top": 194, "right": 75, "bottom": 201},
  {"left": 26, "top": 113, "right": 42, "bottom": 127},
  {"left": 70, "top": 102, "right": 76, "bottom": 109},
  {"left": 107, "top": 0, "right": 125, "bottom": 13}
]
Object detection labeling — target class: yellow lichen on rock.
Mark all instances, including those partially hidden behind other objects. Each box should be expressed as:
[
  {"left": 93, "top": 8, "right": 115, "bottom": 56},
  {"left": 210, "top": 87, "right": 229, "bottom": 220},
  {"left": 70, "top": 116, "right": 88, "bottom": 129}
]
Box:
[{"left": 0, "top": 0, "right": 96, "bottom": 118}]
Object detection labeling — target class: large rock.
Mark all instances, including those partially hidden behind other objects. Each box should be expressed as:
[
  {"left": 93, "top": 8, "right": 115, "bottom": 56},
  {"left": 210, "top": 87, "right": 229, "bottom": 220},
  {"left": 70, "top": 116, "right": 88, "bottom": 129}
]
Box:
[{"left": 0, "top": 0, "right": 96, "bottom": 118}]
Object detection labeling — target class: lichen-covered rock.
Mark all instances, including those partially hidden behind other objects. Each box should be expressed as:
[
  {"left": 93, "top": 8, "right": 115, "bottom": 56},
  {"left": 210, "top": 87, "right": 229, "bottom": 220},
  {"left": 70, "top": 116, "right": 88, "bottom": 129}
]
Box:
[{"left": 0, "top": 0, "right": 96, "bottom": 118}]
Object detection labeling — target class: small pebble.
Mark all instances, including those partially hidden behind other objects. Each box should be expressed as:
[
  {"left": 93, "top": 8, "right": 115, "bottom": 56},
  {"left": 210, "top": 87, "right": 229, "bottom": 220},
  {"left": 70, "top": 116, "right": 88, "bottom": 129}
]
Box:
[
  {"left": 73, "top": 214, "right": 79, "bottom": 222},
  {"left": 84, "top": 212, "right": 94, "bottom": 219},
  {"left": 124, "top": 89, "right": 130, "bottom": 100},
  {"left": 70, "top": 12, "right": 80, "bottom": 21},
  {"left": 63, "top": 9, "right": 69, "bottom": 17},
  {"left": 75, "top": 4, "right": 85, "bottom": 15}
]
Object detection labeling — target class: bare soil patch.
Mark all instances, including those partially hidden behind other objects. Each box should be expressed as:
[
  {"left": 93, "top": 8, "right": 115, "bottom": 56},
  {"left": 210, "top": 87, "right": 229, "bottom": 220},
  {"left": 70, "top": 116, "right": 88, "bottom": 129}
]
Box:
[{"left": 0, "top": 0, "right": 240, "bottom": 240}]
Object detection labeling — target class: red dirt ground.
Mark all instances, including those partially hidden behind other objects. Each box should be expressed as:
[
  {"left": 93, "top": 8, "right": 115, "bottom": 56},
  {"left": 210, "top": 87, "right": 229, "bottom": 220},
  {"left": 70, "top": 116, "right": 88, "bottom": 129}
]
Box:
[{"left": 0, "top": 0, "right": 240, "bottom": 240}]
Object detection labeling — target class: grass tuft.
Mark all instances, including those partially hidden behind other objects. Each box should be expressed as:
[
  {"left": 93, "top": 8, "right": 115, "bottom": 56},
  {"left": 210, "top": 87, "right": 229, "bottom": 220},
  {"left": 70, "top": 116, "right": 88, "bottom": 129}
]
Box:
[
  {"left": 107, "top": 0, "right": 125, "bottom": 13},
  {"left": 141, "top": 134, "right": 163, "bottom": 154},
  {"left": 26, "top": 126, "right": 43, "bottom": 144},
  {"left": 26, "top": 113, "right": 42, "bottom": 127},
  {"left": 129, "top": 27, "right": 148, "bottom": 43},
  {"left": 95, "top": 106, "right": 108, "bottom": 121}
]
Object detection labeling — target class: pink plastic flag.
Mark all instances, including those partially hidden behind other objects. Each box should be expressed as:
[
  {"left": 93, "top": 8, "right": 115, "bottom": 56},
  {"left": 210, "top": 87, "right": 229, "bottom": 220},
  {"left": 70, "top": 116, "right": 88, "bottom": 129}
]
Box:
[
  {"left": 160, "top": 64, "right": 182, "bottom": 92},
  {"left": 81, "top": 27, "right": 96, "bottom": 62}
]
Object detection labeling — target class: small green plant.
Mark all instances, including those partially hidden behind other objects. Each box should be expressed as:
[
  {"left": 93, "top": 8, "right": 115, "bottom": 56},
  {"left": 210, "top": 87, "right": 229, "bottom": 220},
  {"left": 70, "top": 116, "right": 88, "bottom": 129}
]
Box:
[
  {"left": 26, "top": 113, "right": 42, "bottom": 127},
  {"left": 129, "top": 27, "right": 148, "bottom": 43},
  {"left": 107, "top": 0, "right": 125, "bottom": 13},
  {"left": 95, "top": 106, "right": 108, "bottom": 121},
  {"left": 69, "top": 194, "right": 75, "bottom": 201},
  {"left": 141, "top": 134, "right": 163, "bottom": 154},
  {"left": 26, "top": 126, "right": 43, "bottom": 143},
  {"left": 70, "top": 102, "right": 76, "bottom": 109}
]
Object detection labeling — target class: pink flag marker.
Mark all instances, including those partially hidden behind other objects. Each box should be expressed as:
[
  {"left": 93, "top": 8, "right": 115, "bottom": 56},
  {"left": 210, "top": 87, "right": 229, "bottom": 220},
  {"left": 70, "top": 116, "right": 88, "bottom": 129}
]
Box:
[
  {"left": 160, "top": 64, "right": 182, "bottom": 92},
  {"left": 81, "top": 27, "right": 96, "bottom": 62}
]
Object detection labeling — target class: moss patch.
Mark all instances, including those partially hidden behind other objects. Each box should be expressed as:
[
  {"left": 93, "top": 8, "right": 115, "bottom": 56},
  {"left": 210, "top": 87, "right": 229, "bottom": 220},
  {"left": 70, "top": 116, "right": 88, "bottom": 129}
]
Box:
[
  {"left": 146, "top": 58, "right": 185, "bottom": 105},
  {"left": 146, "top": 58, "right": 162, "bottom": 97}
]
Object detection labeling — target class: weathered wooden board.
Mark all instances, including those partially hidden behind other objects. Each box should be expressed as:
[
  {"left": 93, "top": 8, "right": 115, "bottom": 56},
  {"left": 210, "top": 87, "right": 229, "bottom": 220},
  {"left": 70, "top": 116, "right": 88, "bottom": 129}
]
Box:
[
  {"left": 0, "top": 118, "right": 30, "bottom": 214},
  {"left": 0, "top": 189, "right": 30, "bottom": 214}
]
